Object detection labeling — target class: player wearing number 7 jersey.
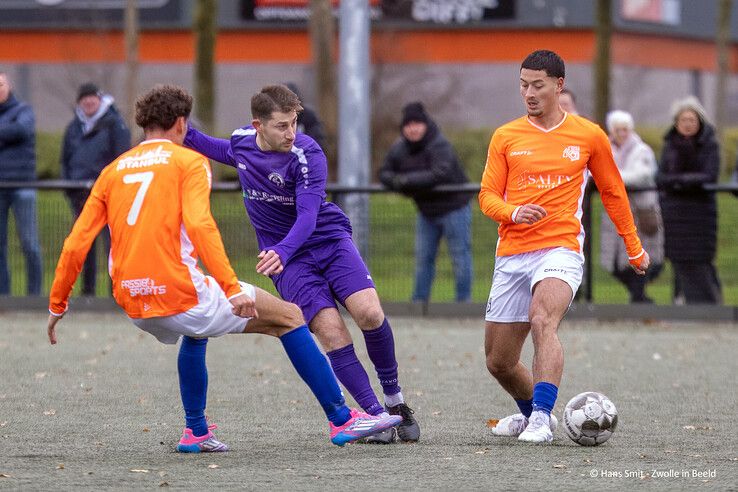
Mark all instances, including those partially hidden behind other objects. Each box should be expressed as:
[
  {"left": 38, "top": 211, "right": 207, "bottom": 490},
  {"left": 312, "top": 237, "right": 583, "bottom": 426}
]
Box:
[
  {"left": 480, "top": 51, "right": 650, "bottom": 444},
  {"left": 47, "top": 85, "right": 400, "bottom": 451}
]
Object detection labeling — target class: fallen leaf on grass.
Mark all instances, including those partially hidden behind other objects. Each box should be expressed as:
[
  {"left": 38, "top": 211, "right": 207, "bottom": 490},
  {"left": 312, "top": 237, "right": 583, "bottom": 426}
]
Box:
[
  {"left": 486, "top": 419, "right": 500, "bottom": 428},
  {"left": 142, "top": 427, "right": 150, "bottom": 432},
  {"left": 130, "top": 469, "right": 149, "bottom": 473},
  {"left": 159, "top": 482, "right": 169, "bottom": 487},
  {"left": 553, "top": 464, "right": 567, "bottom": 469},
  {"left": 43, "top": 409, "right": 56, "bottom": 416},
  {"left": 35, "top": 372, "right": 48, "bottom": 380},
  {"left": 0, "top": 474, "right": 13, "bottom": 478},
  {"left": 207, "top": 464, "right": 219, "bottom": 469},
  {"left": 56, "top": 464, "right": 64, "bottom": 470}
]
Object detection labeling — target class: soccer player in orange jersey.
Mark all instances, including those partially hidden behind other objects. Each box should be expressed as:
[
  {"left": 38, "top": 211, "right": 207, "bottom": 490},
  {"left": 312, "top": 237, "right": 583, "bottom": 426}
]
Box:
[
  {"left": 46, "top": 85, "right": 400, "bottom": 451},
  {"left": 480, "top": 50, "right": 650, "bottom": 443}
]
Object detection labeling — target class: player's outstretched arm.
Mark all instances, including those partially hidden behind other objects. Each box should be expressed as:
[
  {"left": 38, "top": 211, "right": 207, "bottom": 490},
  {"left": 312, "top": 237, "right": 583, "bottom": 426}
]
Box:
[{"left": 184, "top": 126, "right": 236, "bottom": 166}]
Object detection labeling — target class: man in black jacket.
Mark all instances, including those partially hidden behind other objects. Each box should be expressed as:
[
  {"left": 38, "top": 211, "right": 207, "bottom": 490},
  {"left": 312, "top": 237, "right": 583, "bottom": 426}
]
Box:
[
  {"left": 61, "top": 82, "right": 130, "bottom": 295},
  {"left": 380, "top": 102, "right": 473, "bottom": 303}
]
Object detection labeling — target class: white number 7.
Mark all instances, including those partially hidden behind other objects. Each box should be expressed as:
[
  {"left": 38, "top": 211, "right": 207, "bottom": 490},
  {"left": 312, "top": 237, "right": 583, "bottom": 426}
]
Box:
[{"left": 123, "top": 171, "right": 154, "bottom": 225}]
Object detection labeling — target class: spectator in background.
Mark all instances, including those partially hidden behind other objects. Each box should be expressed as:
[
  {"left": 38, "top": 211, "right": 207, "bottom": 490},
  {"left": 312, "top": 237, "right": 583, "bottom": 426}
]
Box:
[
  {"left": 284, "top": 82, "right": 326, "bottom": 148},
  {"left": 559, "top": 88, "right": 578, "bottom": 115},
  {"left": 600, "top": 110, "right": 663, "bottom": 303},
  {"left": 380, "top": 102, "right": 473, "bottom": 303},
  {"left": 657, "top": 96, "right": 721, "bottom": 304},
  {"left": 0, "top": 71, "right": 42, "bottom": 296},
  {"left": 61, "top": 82, "right": 130, "bottom": 295}
]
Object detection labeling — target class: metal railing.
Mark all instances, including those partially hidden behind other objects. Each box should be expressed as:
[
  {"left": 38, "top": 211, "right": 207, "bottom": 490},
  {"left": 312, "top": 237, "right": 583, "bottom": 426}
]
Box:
[{"left": 1, "top": 180, "right": 736, "bottom": 305}]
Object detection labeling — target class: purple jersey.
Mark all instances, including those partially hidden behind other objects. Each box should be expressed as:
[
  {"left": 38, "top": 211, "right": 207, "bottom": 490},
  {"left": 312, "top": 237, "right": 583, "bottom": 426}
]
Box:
[{"left": 185, "top": 126, "right": 352, "bottom": 265}]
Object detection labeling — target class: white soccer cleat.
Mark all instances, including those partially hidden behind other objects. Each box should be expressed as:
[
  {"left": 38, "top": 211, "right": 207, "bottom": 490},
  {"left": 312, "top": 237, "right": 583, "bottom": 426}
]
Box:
[
  {"left": 491, "top": 412, "right": 558, "bottom": 438},
  {"left": 490, "top": 413, "right": 529, "bottom": 437},
  {"left": 518, "top": 411, "right": 556, "bottom": 443}
]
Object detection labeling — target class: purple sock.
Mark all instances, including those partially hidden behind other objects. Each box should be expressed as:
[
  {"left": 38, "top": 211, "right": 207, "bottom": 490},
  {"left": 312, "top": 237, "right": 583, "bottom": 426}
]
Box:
[
  {"left": 362, "top": 318, "right": 401, "bottom": 396},
  {"left": 326, "top": 344, "right": 384, "bottom": 416}
]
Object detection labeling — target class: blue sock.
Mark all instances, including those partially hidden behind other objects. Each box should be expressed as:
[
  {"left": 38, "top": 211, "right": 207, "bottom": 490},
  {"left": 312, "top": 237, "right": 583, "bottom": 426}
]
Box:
[
  {"left": 177, "top": 336, "right": 209, "bottom": 437},
  {"left": 280, "top": 325, "right": 351, "bottom": 427},
  {"left": 532, "top": 382, "right": 558, "bottom": 415},
  {"left": 515, "top": 398, "right": 533, "bottom": 418}
]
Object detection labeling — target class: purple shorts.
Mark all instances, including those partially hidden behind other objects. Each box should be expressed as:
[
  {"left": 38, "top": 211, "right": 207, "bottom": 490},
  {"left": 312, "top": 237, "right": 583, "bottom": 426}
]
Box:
[{"left": 273, "top": 237, "right": 376, "bottom": 324}]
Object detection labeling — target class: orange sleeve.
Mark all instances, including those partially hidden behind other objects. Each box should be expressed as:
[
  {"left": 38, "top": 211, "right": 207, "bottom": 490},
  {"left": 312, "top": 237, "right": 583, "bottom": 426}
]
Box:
[
  {"left": 479, "top": 130, "right": 518, "bottom": 224},
  {"left": 588, "top": 128, "right": 643, "bottom": 259},
  {"left": 49, "top": 177, "right": 109, "bottom": 315},
  {"left": 180, "top": 156, "right": 242, "bottom": 299}
]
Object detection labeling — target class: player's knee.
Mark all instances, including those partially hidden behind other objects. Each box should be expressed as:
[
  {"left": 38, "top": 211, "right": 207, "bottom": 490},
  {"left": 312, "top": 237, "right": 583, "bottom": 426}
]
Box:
[
  {"left": 486, "top": 355, "right": 515, "bottom": 378},
  {"left": 355, "top": 304, "right": 385, "bottom": 329},
  {"left": 273, "top": 301, "right": 305, "bottom": 336},
  {"left": 529, "top": 313, "right": 553, "bottom": 337}
]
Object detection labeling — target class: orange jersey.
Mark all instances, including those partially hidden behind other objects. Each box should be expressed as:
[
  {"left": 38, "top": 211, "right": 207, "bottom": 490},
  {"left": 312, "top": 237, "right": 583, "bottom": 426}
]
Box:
[
  {"left": 49, "top": 139, "right": 241, "bottom": 318},
  {"left": 479, "top": 113, "right": 642, "bottom": 258}
]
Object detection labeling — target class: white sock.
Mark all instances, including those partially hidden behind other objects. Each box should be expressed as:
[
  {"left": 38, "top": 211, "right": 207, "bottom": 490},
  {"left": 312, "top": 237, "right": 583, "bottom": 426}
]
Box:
[{"left": 384, "top": 391, "right": 404, "bottom": 408}]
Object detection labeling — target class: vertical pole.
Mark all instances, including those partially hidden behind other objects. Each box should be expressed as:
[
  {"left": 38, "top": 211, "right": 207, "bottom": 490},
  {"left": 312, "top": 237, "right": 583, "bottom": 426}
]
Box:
[
  {"left": 124, "top": 0, "right": 139, "bottom": 138},
  {"left": 338, "top": 0, "right": 370, "bottom": 258}
]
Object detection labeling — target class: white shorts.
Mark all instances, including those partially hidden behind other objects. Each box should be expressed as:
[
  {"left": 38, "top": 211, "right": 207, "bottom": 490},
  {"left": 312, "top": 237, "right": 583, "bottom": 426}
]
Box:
[
  {"left": 485, "top": 247, "right": 583, "bottom": 323},
  {"left": 131, "top": 277, "right": 256, "bottom": 345}
]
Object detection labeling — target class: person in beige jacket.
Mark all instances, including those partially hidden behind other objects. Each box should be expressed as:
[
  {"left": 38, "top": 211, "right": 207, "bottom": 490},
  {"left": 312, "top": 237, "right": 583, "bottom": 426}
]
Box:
[{"left": 599, "top": 110, "right": 664, "bottom": 303}]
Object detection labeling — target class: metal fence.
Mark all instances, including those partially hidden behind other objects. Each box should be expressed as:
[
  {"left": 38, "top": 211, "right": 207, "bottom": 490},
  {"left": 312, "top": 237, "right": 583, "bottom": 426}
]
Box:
[{"left": 1, "top": 180, "right": 736, "bottom": 305}]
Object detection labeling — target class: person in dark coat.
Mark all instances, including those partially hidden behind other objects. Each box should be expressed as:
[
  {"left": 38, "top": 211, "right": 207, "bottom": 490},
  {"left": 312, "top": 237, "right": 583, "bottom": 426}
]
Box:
[
  {"left": 380, "top": 102, "right": 473, "bottom": 302},
  {"left": 61, "top": 82, "right": 130, "bottom": 295},
  {"left": 284, "top": 82, "right": 326, "bottom": 149},
  {"left": 0, "top": 71, "right": 42, "bottom": 296},
  {"left": 657, "top": 96, "right": 721, "bottom": 304}
]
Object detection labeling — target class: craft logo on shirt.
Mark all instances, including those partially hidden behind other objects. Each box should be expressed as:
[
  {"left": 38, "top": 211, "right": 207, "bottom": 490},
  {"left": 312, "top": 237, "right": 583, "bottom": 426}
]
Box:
[
  {"left": 268, "top": 172, "right": 285, "bottom": 187},
  {"left": 562, "top": 145, "right": 580, "bottom": 162},
  {"left": 509, "top": 149, "right": 532, "bottom": 157}
]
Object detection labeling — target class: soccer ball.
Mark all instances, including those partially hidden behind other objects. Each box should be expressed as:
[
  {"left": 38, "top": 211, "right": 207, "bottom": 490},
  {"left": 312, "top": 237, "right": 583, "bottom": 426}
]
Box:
[{"left": 562, "top": 392, "right": 618, "bottom": 446}]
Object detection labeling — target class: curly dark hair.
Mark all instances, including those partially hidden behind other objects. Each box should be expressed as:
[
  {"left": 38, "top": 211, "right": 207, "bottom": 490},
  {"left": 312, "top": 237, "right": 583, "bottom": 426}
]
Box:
[
  {"left": 251, "top": 84, "right": 303, "bottom": 122},
  {"left": 135, "top": 84, "right": 192, "bottom": 131}
]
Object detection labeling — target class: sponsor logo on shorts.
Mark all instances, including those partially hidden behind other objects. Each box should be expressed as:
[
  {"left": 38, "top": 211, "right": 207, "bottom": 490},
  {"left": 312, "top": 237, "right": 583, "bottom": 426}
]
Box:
[{"left": 121, "top": 277, "right": 167, "bottom": 297}]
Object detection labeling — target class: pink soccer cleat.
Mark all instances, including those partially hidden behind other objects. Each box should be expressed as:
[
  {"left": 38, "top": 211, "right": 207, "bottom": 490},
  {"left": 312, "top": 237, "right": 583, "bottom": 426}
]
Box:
[
  {"left": 176, "top": 427, "right": 229, "bottom": 453},
  {"left": 329, "top": 408, "right": 402, "bottom": 447}
]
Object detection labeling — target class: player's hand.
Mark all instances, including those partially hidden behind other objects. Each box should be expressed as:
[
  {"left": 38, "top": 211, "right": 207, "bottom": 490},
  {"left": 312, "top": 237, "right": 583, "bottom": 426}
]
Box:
[
  {"left": 513, "top": 204, "right": 547, "bottom": 224},
  {"left": 256, "top": 250, "right": 284, "bottom": 277},
  {"left": 47, "top": 313, "right": 64, "bottom": 345},
  {"left": 629, "top": 250, "right": 650, "bottom": 275},
  {"left": 229, "top": 293, "right": 257, "bottom": 319}
]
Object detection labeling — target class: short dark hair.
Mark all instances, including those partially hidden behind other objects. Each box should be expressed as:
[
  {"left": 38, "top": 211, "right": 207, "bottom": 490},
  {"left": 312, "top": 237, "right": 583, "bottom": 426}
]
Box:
[
  {"left": 135, "top": 84, "right": 192, "bottom": 131},
  {"left": 521, "top": 50, "right": 565, "bottom": 79},
  {"left": 251, "top": 84, "right": 303, "bottom": 122}
]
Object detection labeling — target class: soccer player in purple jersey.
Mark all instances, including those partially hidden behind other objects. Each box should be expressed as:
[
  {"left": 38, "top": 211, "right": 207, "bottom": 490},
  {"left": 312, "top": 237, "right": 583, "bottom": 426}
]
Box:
[{"left": 185, "top": 85, "right": 419, "bottom": 443}]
